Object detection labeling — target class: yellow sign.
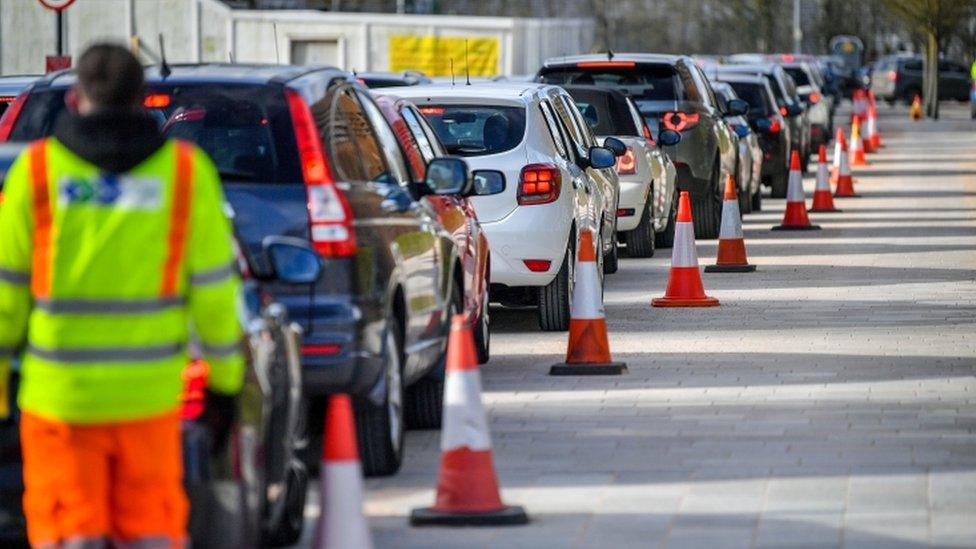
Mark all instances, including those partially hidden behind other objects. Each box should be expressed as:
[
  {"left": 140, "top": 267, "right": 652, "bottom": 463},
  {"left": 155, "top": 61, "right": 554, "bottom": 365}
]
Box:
[{"left": 389, "top": 35, "right": 499, "bottom": 77}]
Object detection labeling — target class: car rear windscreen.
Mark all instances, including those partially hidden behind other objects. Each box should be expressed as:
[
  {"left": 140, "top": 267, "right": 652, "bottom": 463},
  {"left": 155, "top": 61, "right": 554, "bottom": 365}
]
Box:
[
  {"left": 726, "top": 82, "right": 771, "bottom": 118},
  {"left": 539, "top": 64, "right": 679, "bottom": 108},
  {"left": 8, "top": 84, "right": 300, "bottom": 183},
  {"left": 418, "top": 105, "right": 525, "bottom": 156},
  {"left": 783, "top": 67, "right": 811, "bottom": 87}
]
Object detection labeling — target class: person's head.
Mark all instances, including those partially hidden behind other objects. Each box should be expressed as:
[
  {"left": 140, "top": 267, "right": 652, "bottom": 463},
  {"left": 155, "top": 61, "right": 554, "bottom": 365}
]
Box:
[{"left": 74, "top": 43, "right": 144, "bottom": 115}]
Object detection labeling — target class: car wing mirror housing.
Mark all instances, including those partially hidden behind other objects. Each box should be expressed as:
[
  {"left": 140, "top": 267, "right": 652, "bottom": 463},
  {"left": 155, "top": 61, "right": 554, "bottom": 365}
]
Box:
[
  {"left": 658, "top": 129, "right": 681, "bottom": 147},
  {"left": 425, "top": 157, "right": 472, "bottom": 196},
  {"left": 263, "top": 236, "right": 323, "bottom": 284},
  {"left": 726, "top": 98, "right": 750, "bottom": 117},
  {"left": 602, "top": 136, "right": 627, "bottom": 157},
  {"left": 588, "top": 146, "right": 616, "bottom": 170},
  {"left": 469, "top": 170, "right": 505, "bottom": 196}
]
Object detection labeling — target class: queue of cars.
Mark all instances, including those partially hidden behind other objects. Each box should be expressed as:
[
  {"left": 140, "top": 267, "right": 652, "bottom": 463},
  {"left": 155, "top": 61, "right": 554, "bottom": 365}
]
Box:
[{"left": 0, "top": 50, "right": 842, "bottom": 545}]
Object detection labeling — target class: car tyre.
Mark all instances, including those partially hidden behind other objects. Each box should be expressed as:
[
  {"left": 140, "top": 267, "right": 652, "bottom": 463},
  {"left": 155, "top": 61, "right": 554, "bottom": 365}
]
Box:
[
  {"left": 625, "top": 201, "right": 655, "bottom": 258},
  {"left": 473, "top": 285, "right": 490, "bottom": 364},
  {"left": 355, "top": 317, "right": 405, "bottom": 476},
  {"left": 751, "top": 187, "right": 762, "bottom": 212},
  {"left": 603, "top": 225, "right": 619, "bottom": 273},
  {"left": 770, "top": 168, "right": 789, "bottom": 198},
  {"left": 655, "top": 193, "right": 677, "bottom": 249},
  {"left": 263, "top": 461, "right": 307, "bottom": 547},
  {"left": 538, "top": 234, "right": 575, "bottom": 332},
  {"left": 692, "top": 162, "right": 721, "bottom": 239}
]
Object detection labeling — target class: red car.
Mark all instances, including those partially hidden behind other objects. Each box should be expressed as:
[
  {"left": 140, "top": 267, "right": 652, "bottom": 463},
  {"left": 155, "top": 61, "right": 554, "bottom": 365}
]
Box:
[{"left": 373, "top": 94, "right": 493, "bottom": 364}]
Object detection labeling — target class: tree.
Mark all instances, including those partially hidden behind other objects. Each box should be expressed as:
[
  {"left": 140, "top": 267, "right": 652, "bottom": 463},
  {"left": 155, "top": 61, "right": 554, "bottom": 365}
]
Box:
[{"left": 883, "top": 0, "right": 975, "bottom": 119}]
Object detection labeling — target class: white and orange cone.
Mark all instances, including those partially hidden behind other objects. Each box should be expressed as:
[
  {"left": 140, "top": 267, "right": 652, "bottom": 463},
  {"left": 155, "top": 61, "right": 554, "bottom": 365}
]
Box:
[
  {"left": 550, "top": 229, "right": 627, "bottom": 375},
  {"left": 867, "top": 91, "right": 883, "bottom": 149},
  {"left": 830, "top": 127, "right": 846, "bottom": 184},
  {"left": 849, "top": 116, "right": 868, "bottom": 167},
  {"left": 314, "top": 394, "right": 373, "bottom": 549},
  {"left": 810, "top": 144, "right": 840, "bottom": 213},
  {"left": 772, "top": 150, "right": 821, "bottom": 231},
  {"left": 652, "top": 191, "right": 719, "bottom": 307},
  {"left": 863, "top": 106, "right": 876, "bottom": 153},
  {"left": 705, "top": 175, "right": 755, "bottom": 273},
  {"left": 910, "top": 95, "right": 922, "bottom": 120},
  {"left": 834, "top": 135, "right": 859, "bottom": 198},
  {"left": 410, "top": 315, "right": 528, "bottom": 526}
]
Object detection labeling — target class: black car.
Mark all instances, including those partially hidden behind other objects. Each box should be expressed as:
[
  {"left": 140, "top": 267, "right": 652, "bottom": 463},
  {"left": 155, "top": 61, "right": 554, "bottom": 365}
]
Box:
[
  {"left": 717, "top": 73, "right": 792, "bottom": 199},
  {"left": 870, "top": 54, "right": 973, "bottom": 105},
  {"left": 2, "top": 64, "right": 498, "bottom": 476}
]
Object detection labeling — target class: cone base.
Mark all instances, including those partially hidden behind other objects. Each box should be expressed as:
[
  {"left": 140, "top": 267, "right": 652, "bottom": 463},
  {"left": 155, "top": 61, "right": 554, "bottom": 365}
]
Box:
[
  {"left": 549, "top": 362, "right": 628, "bottom": 376},
  {"left": 771, "top": 224, "right": 821, "bottom": 231},
  {"left": 410, "top": 505, "right": 529, "bottom": 527},
  {"left": 704, "top": 263, "right": 756, "bottom": 273},
  {"left": 651, "top": 295, "right": 720, "bottom": 307},
  {"left": 809, "top": 207, "right": 842, "bottom": 213}
]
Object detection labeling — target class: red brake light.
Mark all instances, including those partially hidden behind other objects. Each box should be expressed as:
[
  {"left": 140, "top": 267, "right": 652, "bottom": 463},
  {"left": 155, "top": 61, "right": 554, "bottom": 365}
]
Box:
[
  {"left": 303, "top": 343, "right": 342, "bottom": 356},
  {"left": 662, "top": 111, "right": 699, "bottom": 132},
  {"left": 615, "top": 147, "right": 636, "bottom": 175},
  {"left": 779, "top": 105, "right": 788, "bottom": 117},
  {"left": 419, "top": 106, "right": 445, "bottom": 115},
  {"left": 523, "top": 260, "right": 552, "bottom": 272},
  {"left": 143, "top": 93, "right": 171, "bottom": 108},
  {"left": 575, "top": 61, "right": 636, "bottom": 68},
  {"left": 807, "top": 92, "right": 820, "bottom": 104},
  {"left": 518, "top": 164, "right": 561, "bottom": 205},
  {"left": 769, "top": 118, "right": 781, "bottom": 134},
  {"left": 780, "top": 54, "right": 794, "bottom": 63},
  {"left": 285, "top": 89, "right": 357, "bottom": 258},
  {"left": 0, "top": 92, "right": 28, "bottom": 142},
  {"left": 887, "top": 70, "right": 898, "bottom": 83}
]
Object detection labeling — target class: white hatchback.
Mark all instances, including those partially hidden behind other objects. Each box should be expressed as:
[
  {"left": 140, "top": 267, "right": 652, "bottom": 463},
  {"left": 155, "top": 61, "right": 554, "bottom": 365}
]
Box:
[{"left": 388, "top": 83, "right": 618, "bottom": 331}]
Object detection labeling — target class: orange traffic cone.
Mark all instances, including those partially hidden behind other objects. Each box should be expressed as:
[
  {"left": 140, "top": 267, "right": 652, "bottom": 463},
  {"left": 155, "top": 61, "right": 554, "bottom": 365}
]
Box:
[
  {"left": 410, "top": 314, "right": 528, "bottom": 526},
  {"left": 810, "top": 144, "right": 840, "bottom": 212},
  {"left": 910, "top": 95, "right": 922, "bottom": 120},
  {"left": 862, "top": 108, "right": 875, "bottom": 153},
  {"left": 834, "top": 136, "right": 859, "bottom": 198},
  {"left": 830, "top": 127, "right": 846, "bottom": 184},
  {"left": 867, "top": 91, "right": 884, "bottom": 149},
  {"left": 851, "top": 89, "right": 868, "bottom": 121},
  {"left": 849, "top": 116, "right": 868, "bottom": 167},
  {"left": 652, "top": 191, "right": 719, "bottom": 307},
  {"left": 550, "top": 229, "right": 627, "bottom": 375},
  {"left": 772, "top": 150, "right": 821, "bottom": 231},
  {"left": 705, "top": 175, "right": 755, "bottom": 273},
  {"left": 314, "top": 394, "right": 373, "bottom": 549}
]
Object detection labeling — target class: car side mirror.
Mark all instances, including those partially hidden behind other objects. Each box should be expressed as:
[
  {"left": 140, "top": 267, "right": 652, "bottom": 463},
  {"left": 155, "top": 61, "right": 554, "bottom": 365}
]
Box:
[
  {"left": 469, "top": 170, "right": 505, "bottom": 196},
  {"left": 603, "top": 136, "right": 627, "bottom": 157},
  {"left": 732, "top": 124, "right": 751, "bottom": 138},
  {"left": 725, "top": 98, "right": 749, "bottom": 117},
  {"left": 264, "top": 236, "right": 323, "bottom": 284},
  {"left": 788, "top": 103, "right": 804, "bottom": 116},
  {"left": 658, "top": 129, "right": 681, "bottom": 147},
  {"left": 425, "top": 157, "right": 471, "bottom": 196},
  {"left": 588, "top": 146, "right": 616, "bottom": 170},
  {"left": 756, "top": 118, "right": 772, "bottom": 132}
]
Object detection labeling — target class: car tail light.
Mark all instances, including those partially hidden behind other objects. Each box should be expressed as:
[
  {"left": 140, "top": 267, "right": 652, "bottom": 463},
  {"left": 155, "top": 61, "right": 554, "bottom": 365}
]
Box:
[
  {"left": 575, "top": 61, "right": 636, "bottom": 68},
  {"left": 617, "top": 208, "right": 635, "bottom": 217},
  {"left": 143, "top": 93, "right": 171, "bottom": 108},
  {"left": 887, "top": 70, "right": 898, "bottom": 83},
  {"left": 285, "top": 89, "right": 357, "bottom": 258},
  {"left": 0, "top": 92, "right": 27, "bottom": 142},
  {"left": 780, "top": 54, "right": 794, "bottom": 63},
  {"left": 523, "top": 260, "right": 551, "bottom": 272},
  {"left": 615, "top": 147, "right": 636, "bottom": 175},
  {"left": 303, "top": 343, "right": 342, "bottom": 356},
  {"left": 418, "top": 106, "right": 445, "bottom": 115},
  {"left": 779, "top": 105, "right": 789, "bottom": 117},
  {"left": 768, "top": 117, "right": 782, "bottom": 134},
  {"left": 807, "top": 92, "right": 820, "bottom": 104},
  {"left": 518, "top": 164, "right": 561, "bottom": 205},
  {"left": 662, "top": 111, "right": 699, "bottom": 132}
]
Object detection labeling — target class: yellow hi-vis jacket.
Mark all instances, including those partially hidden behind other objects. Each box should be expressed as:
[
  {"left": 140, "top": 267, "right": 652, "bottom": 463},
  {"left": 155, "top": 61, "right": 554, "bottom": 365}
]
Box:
[{"left": 0, "top": 138, "right": 244, "bottom": 423}]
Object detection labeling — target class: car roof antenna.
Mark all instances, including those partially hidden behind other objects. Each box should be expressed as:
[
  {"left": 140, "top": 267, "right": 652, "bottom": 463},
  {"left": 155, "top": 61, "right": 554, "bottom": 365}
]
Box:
[
  {"left": 450, "top": 58, "right": 455, "bottom": 86},
  {"left": 158, "top": 34, "right": 171, "bottom": 79},
  {"left": 607, "top": 49, "right": 615, "bottom": 61},
  {"left": 465, "top": 40, "right": 471, "bottom": 85},
  {"left": 273, "top": 23, "right": 281, "bottom": 64}
]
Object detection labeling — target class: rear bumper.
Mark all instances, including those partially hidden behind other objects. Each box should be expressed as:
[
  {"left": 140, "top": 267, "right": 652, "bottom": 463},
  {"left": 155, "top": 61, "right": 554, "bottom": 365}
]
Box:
[
  {"left": 481, "top": 202, "right": 572, "bottom": 288},
  {"left": 616, "top": 179, "right": 650, "bottom": 232}
]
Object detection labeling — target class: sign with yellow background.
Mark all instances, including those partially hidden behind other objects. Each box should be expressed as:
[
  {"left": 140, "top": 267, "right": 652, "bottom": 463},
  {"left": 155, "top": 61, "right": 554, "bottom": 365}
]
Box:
[{"left": 389, "top": 35, "right": 499, "bottom": 77}]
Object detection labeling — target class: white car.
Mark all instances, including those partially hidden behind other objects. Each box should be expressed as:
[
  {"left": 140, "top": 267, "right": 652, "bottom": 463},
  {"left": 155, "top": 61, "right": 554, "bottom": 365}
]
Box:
[
  {"left": 387, "top": 83, "right": 618, "bottom": 331},
  {"left": 563, "top": 85, "right": 681, "bottom": 257}
]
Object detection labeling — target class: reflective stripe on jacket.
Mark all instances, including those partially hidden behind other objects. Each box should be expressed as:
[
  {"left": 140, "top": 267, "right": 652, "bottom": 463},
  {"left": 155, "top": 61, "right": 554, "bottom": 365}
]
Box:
[{"left": 0, "top": 138, "right": 244, "bottom": 423}]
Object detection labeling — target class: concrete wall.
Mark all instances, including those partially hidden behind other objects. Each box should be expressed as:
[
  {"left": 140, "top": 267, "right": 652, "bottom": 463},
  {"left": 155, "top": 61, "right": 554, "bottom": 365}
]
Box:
[{"left": 0, "top": 0, "right": 593, "bottom": 75}]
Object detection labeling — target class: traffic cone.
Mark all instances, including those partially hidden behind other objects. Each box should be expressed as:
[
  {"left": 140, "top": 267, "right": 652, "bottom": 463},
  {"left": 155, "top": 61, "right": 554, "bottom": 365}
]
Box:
[
  {"left": 314, "top": 394, "right": 373, "bottom": 549},
  {"left": 862, "top": 108, "right": 875, "bottom": 153},
  {"left": 705, "top": 175, "right": 755, "bottom": 273},
  {"left": 810, "top": 144, "right": 840, "bottom": 213},
  {"left": 834, "top": 137, "right": 859, "bottom": 198},
  {"left": 849, "top": 116, "right": 868, "bottom": 167},
  {"left": 652, "top": 191, "right": 719, "bottom": 307},
  {"left": 867, "top": 91, "right": 884, "bottom": 149},
  {"left": 830, "top": 127, "right": 846, "bottom": 184},
  {"left": 910, "top": 95, "right": 922, "bottom": 120},
  {"left": 410, "top": 314, "right": 528, "bottom": 527},
  {"left": 851, "top": 89, "right": 868, "bottom": 122},
  {"left": 772, "top": 150, "right": 821, "bottom": 231},
  {"left": 550, "top": 229, "right": 627, "bottom": 375}
]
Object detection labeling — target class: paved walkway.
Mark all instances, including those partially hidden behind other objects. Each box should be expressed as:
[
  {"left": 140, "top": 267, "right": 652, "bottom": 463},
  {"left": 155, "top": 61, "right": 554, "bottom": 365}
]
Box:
[{"left": 322, "top": 104, "right": 976, "bottom": 548}]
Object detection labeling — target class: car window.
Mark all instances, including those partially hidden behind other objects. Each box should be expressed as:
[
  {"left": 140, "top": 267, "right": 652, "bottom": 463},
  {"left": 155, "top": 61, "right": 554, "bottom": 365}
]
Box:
[
  {"left": 783, "top": 66, "right": 811, "bottom": 86},
  {"left": 903, "top": 60, "right": 922, "bottom": 72},
  {"left": 624, "top": 98, "right": 647, "bottom": 136},
  {"left": 726, "top": 82, "right": 771, "bottom": 118},
  {"left": 563, "top": 95, "right": 597, "bottom": 147},
  {"left": 550, "top": 94, "right": 589, "bottom": 156},
  {"left": 403, "top": 105, "right": 446, "bottom": 157},
  {"left": 539, "top": 100, "right": 571, "bottom": 160},
  {"left": 418, "top": 104, "right": 525, "bottom": 157},
  {"left": 355, "top": 90, "right": 412, "bottom": 185},
  {"left": 400, "top": 105, "right": 437, "bottom": 164},
  {"left": 316, "top": 86, "right": 390, "bottom": 185},
  {"left": 676, "top": 62, "right": 703, "bottom": 103},
  {"left": 539, "top": 63, "right": 681, "bottom": 105},
  {"left": 691, "top": 65, "right": 717, "bottom": 108}
]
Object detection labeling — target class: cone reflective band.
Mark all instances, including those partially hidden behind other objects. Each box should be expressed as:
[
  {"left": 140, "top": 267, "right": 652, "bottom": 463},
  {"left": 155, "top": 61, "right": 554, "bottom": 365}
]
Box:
[
  {"left": 550, "top": 229, "right": 627, "bottom": 375},
  {"left": 410, "top": 314, "right": 528, "bottom": 526},
  {"left": 869, "top": 103, "right": 883, "bottom": 149},
  {"left": 830, "top": 128, "right": 846, "bottom": 184},
  {"left": 772, "top": 150, "right": 820, "bottom": 231},
  {"left": 810, "top": 144, "right": 840, "bottom": 213},
  {"left": 652, "top": 191, "right": 719, "bottom": 307},
  {"left": 864, "top": 105, "right": 878, "bottom": 153},
  {"left": 314, "top": 394, "right": 373, "bottom": 549},
  {"left": 705, "top": 175, "right": 755, "bottom": 273},
  {"left": 849, "top": 117, "right": 867, "bottom": 167},
  {"left": 834, "top": 136, "right": 859, "bottom": 198}
]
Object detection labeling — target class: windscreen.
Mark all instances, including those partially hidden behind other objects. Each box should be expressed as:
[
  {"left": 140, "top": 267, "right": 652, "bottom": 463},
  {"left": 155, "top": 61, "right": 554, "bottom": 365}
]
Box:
[
  {"left": 783, "top": 67, "right": 811, "bottom": 86},
  {"left": 727, "top": 82, "right": 771, "bottom": 118},
  {"left": 539, "top": 64, "right": 679, "bottom": 110},
  {"left": 8, "top": 84, "right": 300, "bottom": 183},
  {"left": 417, "top": 105, "right": 525, "bottom": 156}
]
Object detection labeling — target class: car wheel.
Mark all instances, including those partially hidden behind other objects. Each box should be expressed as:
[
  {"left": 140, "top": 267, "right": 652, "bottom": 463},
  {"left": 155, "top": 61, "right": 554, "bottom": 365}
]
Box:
[
  {"left": 655, "top": 193, "right": 677, "bottom": 249},
  {"left": 751, "top": 187, "right": 762, "bottom": 212},
  {"left": 692, "top": 161, "right": 721, "bottom": 239},
  {"left": 405, "top": 281, "right": 461, "bottom": 430},
  {"left": 800, "top": 149, "right": 810, "bottom": 173},
  {"left": 739, "top": 182, "right": 753, "bottom": 215},
  {"left": 473, "top": 285, "right": 490, "bottom": 364},
  {"left": 624, "top": 200, "right": 656, "bottom": 258},
  {"left": 538, "top": 234, "right": 575, "bottom": 332},
  {"left": 603, "top": 225, "right": 619, "bottom": 274},
  {"left": 263, "top": 461, "right": 307, "bottom": 547},
  {"left": 770, "top": 168, "right": 789, "bottom": 198},
  {"left": 355, "top": 317, "right": 405, "bottom": 476}
]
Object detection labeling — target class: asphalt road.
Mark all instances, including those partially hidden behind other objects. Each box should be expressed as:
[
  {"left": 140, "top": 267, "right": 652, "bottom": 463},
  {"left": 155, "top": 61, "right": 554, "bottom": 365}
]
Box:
[{"left": 300, "top": 102, "right": 976, "bottom": 548}]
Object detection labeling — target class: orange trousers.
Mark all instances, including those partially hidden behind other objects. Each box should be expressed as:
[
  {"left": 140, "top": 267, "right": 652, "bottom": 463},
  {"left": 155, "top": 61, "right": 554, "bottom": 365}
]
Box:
[{"left": 20, "top": 410, "right": 188, "bottom": 549}]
